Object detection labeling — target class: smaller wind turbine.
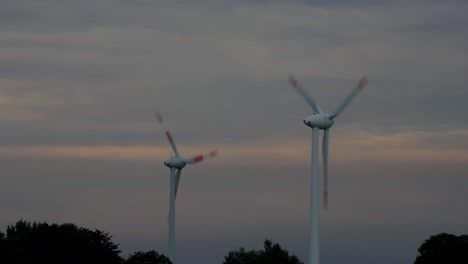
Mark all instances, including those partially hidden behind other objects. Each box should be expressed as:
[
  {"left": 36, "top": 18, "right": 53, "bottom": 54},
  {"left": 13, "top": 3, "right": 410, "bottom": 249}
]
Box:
[
  {"left": 288, "top": 74, "right": 368, "bottom": 264},
  {"left": 156, "top": 111, "right": 219, "bottom": 264}
]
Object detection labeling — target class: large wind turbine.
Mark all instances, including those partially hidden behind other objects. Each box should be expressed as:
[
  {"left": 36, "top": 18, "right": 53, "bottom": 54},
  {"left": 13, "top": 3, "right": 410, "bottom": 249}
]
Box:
[
  {"left": 156, "top": 111, "right": 219, "bottom": 264},
  {"left": 288, "top": 74, "right": 368, "bottom": 264}
]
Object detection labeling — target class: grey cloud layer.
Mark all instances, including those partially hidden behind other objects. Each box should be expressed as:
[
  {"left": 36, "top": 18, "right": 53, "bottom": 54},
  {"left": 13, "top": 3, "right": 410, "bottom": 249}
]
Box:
[
  {"left": 1, "top": 2, "right": 466, "bottom": 146},
  {"left": 1, "top": 1, "right": 468, "bottom": 264}
]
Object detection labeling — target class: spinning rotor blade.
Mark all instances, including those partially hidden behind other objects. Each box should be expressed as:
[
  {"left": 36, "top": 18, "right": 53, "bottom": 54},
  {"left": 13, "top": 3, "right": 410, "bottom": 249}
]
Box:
[
  {"left": 167, "top": 168, "right": 176, "bottom": 225},
  {"left": 288, "top": 74, "right": 322, "bottom": 114},
  {"left": 330, "top": 75, "right": 368, "bottom": 119},
  {"left": 185, "top": 149, "right": 219, "bottom": 164},
  {"left": 156, "top": 111, "right": 180, "bottom": 157},
  {"left": 175, "top": 169, "right": 182, "bottom": 200},
  {"left": 322, "top": 129, "right": 330, "bottom": 209}
]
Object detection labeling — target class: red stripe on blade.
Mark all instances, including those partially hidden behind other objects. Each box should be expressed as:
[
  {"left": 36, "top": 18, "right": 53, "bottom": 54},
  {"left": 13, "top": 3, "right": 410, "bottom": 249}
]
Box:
[
  {"left": 156, "top": 112, "right": 163, "bottom": 123},
  {"left": 194, "top": 155, "right": 203, "bottom": 163},
  {"left": 358, "top": 76, "right": 367, "bottom": 91},
  {"left": 166, "top": 131, "right": 173, "bottom": 142}
]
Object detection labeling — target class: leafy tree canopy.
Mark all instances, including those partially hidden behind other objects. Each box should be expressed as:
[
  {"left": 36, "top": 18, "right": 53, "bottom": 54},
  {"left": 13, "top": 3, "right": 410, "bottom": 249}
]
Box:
[
  {"left": 125, "top": 250, "right": 172, "bottom": 264},
  {"left": 223, "top": 239, "right": 304, "bottom": 264},
  {"left": 414, "top": 233, "right": 468, "bottom": 264},
  {"left": 1, "top": 219, "right": 123, "bottom": 264}
]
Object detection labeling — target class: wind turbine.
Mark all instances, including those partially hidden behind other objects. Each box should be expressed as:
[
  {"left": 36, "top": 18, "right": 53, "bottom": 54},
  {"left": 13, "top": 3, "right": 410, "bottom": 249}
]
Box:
[
  {"left": 156, "top": 111, "right": 219, "bottom": 264},
  {"left": 288, "top": 74, "right": 368, "bottom": 264}
]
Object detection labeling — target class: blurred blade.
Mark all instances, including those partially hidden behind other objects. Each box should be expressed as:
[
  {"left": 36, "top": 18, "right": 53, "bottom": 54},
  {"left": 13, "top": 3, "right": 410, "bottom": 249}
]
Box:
[
  {"left": 175, "top": 169, "right": 182, "bottom": 200},
  {"left": 322, "top": 129, "right": 330, "bottom": 209},
  {"left": 185, "top": 149, "right": 219, "bottom": 164},
  {"left": 168, "top": 167, "right": 176, "bottom": 262},
  {"left": 288, "top": 73, "right": 322, "bottom": 113},
  {"left": 167, "top": 168, "right": 176, "bottom": 224},
  {"left": 330, "top": 75, "right": 368, "bottom": 119},
  {"left": 155, "top": 111, "right": 180, "bottom": 157}
]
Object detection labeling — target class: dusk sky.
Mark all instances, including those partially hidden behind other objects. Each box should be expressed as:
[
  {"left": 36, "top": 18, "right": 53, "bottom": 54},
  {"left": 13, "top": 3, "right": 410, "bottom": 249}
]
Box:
[{"left": 1, "top": 1, "right": 468, "bottom": 264}]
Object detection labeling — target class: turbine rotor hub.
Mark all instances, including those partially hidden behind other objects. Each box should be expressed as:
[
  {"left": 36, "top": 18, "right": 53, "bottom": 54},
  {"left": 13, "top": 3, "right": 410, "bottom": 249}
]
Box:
[
  {"left": 164, "top": 156, "right": 186, "bottom": 169},
  {"left": 303, "top": 113, "right": 334, "bottom": 129}
]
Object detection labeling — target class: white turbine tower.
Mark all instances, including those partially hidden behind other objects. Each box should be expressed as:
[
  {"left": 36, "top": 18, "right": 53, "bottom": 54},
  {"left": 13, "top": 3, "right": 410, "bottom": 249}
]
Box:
[
  {"left": 156, "top": 111, "right": 219, "bottom": 264},
  {"left": 288, "top": 74, "right": 368, "bottom": 264}
]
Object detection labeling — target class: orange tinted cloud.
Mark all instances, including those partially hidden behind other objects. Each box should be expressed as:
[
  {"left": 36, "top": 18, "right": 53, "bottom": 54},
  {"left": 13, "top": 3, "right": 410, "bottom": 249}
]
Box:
[
  {"left": 332, "top": 131, "right": 468, "bottom": 162},
  {"left": 0, "top": 145, "right": 164, "bottom": 161},
  {"left": 0, "top": 130, "right": 466, "bottom": 163}
]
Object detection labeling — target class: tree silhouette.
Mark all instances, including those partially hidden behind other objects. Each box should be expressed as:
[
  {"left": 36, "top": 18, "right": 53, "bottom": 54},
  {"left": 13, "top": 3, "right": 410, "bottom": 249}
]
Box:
[
  {"left": 0, "top": 230, "right": 5, "bottom": 260},
  {"left": 125, "top": 250, "right": 172, "bottom": 264},
  {"left": 414, "top": 233, "right": 468, "bottom": 264},
  {"left": 223, "top": 239, "right": 304, "bottom": 264},
  {"left": 1, "top": 219, "right": 123, "bottom": 264}
]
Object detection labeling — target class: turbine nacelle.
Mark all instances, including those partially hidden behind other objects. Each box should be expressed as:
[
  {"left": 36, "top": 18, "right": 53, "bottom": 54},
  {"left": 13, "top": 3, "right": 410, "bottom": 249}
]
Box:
[
  {"left": 164, "top": 156, "right": 186, "bottom": 169},
  {"left": 303, "top": 113, "right": 334, "bottom": 129}
]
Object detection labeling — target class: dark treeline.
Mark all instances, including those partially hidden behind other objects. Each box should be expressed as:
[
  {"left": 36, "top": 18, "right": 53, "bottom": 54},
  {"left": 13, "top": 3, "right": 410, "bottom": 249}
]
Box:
[
  {"left": 414, "top": 233, "right": 468, "bottom": 264},
  {"left": 3, "top": 220, "right": 466, "bottom": 264},
  {"left": 224, "top": 240, "right": 303, "bottom": 264},
  {"left": 0, "top": 220, "right": 302, "bottom": 264},
  {"left": 0, "top": 220, "right": 171, "bottom": 264}
]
